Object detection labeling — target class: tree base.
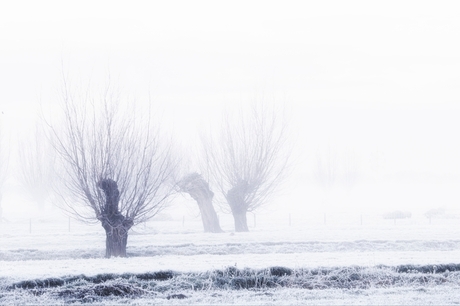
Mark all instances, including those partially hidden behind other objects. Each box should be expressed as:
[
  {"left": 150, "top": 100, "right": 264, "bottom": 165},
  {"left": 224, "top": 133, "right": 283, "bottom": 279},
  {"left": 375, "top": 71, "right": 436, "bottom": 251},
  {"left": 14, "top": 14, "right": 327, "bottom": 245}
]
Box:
[
  {"left": 101, "top": 214, "right": 133, "bottom": 258},
  {"left": 232, "top": 212, "right": 249, "bottom": 232}
]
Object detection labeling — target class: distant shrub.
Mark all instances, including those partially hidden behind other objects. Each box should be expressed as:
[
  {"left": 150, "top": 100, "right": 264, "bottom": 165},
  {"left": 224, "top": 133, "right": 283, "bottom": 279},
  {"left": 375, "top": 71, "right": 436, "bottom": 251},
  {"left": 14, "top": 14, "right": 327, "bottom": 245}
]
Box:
[
  {"left": 383, "top": 211, "right": 411, "bottom": 219},
  {"left": 425, "top": 207, "right": 460, "bottom": 219},
  {"left": 424, "top": 208, "right": 446, "bottom": 219}
]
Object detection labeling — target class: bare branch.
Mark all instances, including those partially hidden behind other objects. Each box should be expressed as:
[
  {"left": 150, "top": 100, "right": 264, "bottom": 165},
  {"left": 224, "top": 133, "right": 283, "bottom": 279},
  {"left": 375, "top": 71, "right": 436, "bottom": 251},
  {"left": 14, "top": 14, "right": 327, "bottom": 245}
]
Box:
[
  {"left": 17, "top": 122, "right": 56, "bottom": 209},
  {"left": 0, "top": 118, "right": 9, "bottom": 221}
]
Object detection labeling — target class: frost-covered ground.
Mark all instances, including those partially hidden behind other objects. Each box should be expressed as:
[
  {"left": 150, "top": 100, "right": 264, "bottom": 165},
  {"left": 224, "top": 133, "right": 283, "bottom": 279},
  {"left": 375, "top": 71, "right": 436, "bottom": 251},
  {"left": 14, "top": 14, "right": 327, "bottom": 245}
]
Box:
[{"left": 2, "top": 211, "right": 460, "bottom": 304}]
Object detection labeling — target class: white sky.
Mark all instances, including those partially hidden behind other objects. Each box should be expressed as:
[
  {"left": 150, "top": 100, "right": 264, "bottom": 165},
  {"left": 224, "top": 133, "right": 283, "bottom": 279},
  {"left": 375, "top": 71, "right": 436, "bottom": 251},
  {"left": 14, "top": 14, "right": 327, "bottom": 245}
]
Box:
[{"left": 1, "top": 0, "right": 460, "bottom": 214}]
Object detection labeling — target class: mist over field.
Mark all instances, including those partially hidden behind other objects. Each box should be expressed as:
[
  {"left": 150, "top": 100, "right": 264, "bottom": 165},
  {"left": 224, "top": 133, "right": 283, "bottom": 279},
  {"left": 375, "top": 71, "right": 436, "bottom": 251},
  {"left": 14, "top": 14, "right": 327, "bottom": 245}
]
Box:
[{"left": 1, "top": 1, "right": 460, "bottom": 304}]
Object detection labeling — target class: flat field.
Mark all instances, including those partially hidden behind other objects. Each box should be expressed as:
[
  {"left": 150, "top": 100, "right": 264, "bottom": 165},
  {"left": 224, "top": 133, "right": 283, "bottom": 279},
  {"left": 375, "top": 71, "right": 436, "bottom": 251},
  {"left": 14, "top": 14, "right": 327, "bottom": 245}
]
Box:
[{"left": 1, "top": 211, "right": 460, "bottom": 305}]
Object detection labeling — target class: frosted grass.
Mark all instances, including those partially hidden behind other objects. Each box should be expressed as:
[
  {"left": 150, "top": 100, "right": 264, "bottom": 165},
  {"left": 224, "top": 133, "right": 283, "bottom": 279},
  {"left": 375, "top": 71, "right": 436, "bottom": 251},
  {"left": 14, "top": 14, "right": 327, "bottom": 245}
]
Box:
[{"left": 2, "top": 212, "right": 460, "bottom": 304}]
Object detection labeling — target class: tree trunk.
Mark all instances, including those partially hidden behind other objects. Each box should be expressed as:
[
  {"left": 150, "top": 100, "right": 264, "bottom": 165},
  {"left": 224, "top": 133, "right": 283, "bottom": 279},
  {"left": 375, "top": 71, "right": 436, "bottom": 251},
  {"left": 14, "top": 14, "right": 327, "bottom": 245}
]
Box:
[
  {"left": 226, "top": 180, "right": 250, "bottom": 232},
  {"left": 98, "top": 179, "right": 133, "bottom": 258},
  {"left": 178, "top": 173, "right": 223, "bottom": 233},
  {"left": 101, "top": 215, "right": 133, "bottom": 258},
  {"left": 196, "top": 196, "right": 222, "bottom": 233},
  {"left": 232, "top": 210, "right": 249, "bottom": 232}
]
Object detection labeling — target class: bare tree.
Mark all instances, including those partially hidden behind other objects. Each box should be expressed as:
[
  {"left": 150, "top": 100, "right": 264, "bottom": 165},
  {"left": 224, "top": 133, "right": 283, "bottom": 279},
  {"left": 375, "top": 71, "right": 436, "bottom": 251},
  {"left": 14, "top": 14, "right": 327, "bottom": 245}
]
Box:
[
  {"left": 315, "top": 146, "right": 360, "bottom": 211},
  {"left": 0, "top": 116, "right": 8, "bottom": 222},
  {"left": 341, "top": 148, "right": 360, "bottom": 189},
  {"left": 48, "top": 78, "right": 180, "bottom": 257},
  {"left": 17, "top": 123, "right": 55, "bottom": 211},
  {"left": 202, "top": 103, "right": 290, "bottom": 232},
  {"left": 177, "top": 172, "right": 222, "bottom": 233},
  {"left": 369, "top": 148, "right": 385, "bottom": 181},
  {"left": 314, "top": 145, "right": 340, "bottom": 213},
  {"left": 314, "top": 145, "right": 338, "bottom": 191},
  {"left": 315, "top": 146, "right": 360, "bottom": 190}
]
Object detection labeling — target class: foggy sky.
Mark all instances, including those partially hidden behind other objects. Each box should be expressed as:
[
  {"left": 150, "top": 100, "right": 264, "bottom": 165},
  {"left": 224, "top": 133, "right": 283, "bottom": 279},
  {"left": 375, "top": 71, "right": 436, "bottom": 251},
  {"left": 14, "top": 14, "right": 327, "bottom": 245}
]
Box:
[{"left": 1, "top": 1, "right": 460, "bottom": 215}]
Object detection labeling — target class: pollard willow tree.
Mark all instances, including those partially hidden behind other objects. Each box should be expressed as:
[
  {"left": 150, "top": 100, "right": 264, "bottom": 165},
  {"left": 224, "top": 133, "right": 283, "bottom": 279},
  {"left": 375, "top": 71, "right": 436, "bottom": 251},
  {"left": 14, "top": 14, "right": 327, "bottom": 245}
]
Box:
[
  {"left": 314, "top": 146, "right": 360, "bottom": 211},
  {"left": 0, "top": 121, "right": 7, "bottom": 222},
  {"left": 177, "top": 172, "right": 223, "bottom": 233},
  {"left": 314, "top": 145, "right": 338, "bottom": 192},
  {"left": 17, "top": 123, "right": 56, "bottom": 211},
  {"left": 202, "top": 103, "right": 291, "bottom": 232},
  {"left": 48, "top": 80, "right": 179, "bottom": 257}
]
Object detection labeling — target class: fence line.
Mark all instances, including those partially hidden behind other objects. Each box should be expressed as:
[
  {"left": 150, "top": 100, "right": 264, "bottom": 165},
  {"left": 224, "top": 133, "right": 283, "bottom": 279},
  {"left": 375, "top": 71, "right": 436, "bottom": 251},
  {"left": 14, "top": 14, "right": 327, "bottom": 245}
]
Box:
[{"left": 1, "top": 211, "right": 459, "bottom": 235}]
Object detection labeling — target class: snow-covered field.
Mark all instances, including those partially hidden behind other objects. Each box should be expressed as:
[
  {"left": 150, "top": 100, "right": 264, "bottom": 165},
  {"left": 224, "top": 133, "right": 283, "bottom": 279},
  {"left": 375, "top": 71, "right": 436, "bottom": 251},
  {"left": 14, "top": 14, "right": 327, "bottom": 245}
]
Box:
[{"left": 2, "top": 211, "right": 460, "bottom": 304}]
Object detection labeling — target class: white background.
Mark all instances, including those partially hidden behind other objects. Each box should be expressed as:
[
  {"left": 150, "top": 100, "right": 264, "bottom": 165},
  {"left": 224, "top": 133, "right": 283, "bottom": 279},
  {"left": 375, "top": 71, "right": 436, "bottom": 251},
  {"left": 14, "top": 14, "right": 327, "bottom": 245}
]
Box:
[{"left": 1, "top": 0, "right": 460, "bottom": 217}]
